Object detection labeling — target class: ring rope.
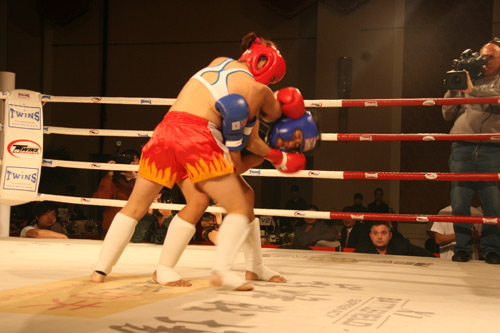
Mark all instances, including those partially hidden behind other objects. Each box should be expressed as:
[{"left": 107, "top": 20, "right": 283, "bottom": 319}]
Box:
[
  {"left": 40, "top": 125, "right": 500, "bottom": 142},
  {"left": 40, "top": 158, "right": 500, "bottom": 181},
  {"left": 2, "top": 92, "right": 500, "bottom": 107},
  {"left": 43, "top": 126, "right": 153, "bottom": 138},
  {"left": 3, "top": 90, "right": 498, "bottom": 227},
  {"left": 322, "top": 133, "right": 500, "bottom": 142},
  {"left": 36, "top": 193, "right": 498, "bottom": 225}
]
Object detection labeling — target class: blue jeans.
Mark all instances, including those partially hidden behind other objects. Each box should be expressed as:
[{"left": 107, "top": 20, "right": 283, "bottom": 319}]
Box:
[{"left": 449, "top": 142, "right": 500, "bottom": 256}]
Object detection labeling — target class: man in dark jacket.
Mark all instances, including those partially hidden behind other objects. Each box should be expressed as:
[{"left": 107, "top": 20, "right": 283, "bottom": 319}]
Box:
[
  {"left": 340, "top": 218, "right": 370, "bottom": 249},
  {"left": 355, "top": 221, "right": 435, "bottom": 257}
]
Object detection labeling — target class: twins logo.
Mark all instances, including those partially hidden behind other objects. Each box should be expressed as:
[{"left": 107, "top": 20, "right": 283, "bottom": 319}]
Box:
[
  {"left": 249, "top": 169, "right": 261, "bottom": 175},
  {"left": 141, "top": 99, "right": 152, "bottom": 104},
  {"left": 4, "top": 167, "right": 39, "bottom": 191},
  {"left": 483, "top": 218, "right": 499, "bottom": 224},
  {"left": 9, "top": 107, "right": 41, "bottom": 122},
  {"left": 7, "top": 140, "right": 41, "bottom": 158},
  {"left": 365, "top": 173, "right": 379, "bottom": 179}
]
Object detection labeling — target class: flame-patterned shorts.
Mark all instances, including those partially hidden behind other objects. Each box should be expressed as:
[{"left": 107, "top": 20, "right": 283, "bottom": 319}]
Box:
[{"left": 138, "top": 111, "right": 235, "bottom": 188}]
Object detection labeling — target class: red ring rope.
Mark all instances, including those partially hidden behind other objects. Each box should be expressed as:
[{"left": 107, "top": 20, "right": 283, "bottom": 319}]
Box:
[
  {"left": 308, "top": 96, "right": 500, "bottom": 108},
  {"left": 340, "top": 171, "right": 500, "bottom": 181},
  {"left": 325, "top": 133, "right": 500, "bottom": 142},
  {"left": 328, "top": 212, "right": 498, "bottom": 224}
]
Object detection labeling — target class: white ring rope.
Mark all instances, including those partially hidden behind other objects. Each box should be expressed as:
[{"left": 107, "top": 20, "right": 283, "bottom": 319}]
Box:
[
  {"left": 40, "top": 159, "right": 500, "bottom": 181},
  {"left": 38, "top": 126, "right": 500, "bottom": 142},
  {"left": 36, "top": 193, "right": 497, "bottom": 225},
  {"left": 43, "top": 126, "right": 153, "bottom": 138},
  {"left": 1, "top": 91, "right": 500, "bottom": 107}
]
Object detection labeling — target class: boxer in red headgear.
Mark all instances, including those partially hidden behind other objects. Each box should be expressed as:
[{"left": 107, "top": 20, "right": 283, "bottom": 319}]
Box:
[
  {"left": 92, "top": 32, "right": 307, "bottom": 291},
  {"left": 239, "top": 37, "right": 286, "bottom": 85}
]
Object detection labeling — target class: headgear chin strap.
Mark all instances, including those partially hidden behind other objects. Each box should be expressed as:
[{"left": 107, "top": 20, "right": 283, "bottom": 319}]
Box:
[
  {"left": 239, "top": 39, "right": 286, "bottom": 85},
  {"left": 269, "top": 111, "right": 319, "bottom": 152}
]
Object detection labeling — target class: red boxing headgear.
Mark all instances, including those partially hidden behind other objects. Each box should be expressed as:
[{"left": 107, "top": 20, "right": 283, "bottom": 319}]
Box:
[{"left": 239, "top": 39, "right": 286, "bottom": 85}]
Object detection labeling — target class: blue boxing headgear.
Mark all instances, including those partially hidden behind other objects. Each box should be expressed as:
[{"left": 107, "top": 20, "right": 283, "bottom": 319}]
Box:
[{"left": 269, "top": 111, "right": 319, "bottom": 152}]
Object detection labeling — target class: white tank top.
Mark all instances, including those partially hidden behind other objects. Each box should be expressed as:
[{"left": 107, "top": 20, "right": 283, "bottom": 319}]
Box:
[{"left": 191, "top": 58, "right": 253, "bottom": 101}]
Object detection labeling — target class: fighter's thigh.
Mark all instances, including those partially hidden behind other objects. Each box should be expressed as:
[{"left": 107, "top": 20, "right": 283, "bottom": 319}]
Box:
[
  {"left": 122, "top": 176, "right": 163, "bottom": 219},
  {"left": 176, "top": 177, "right": 211, "bottom": 222},
  {"left": 196, "top": 174, "right": 252, "bottom": 217}
]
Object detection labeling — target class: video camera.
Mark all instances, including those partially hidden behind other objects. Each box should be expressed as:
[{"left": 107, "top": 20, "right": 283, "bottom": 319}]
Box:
[{"left": 444, "top": 49, "right": 489, "bottom": 90}]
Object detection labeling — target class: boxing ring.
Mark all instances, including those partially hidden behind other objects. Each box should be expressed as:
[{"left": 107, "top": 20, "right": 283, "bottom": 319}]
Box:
[{"left": 1, "top": 89, "right": 500, "bottom": 332}]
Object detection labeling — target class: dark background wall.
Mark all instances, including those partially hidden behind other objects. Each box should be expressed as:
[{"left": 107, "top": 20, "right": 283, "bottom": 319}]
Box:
[{"left": 1, "top": 0, "right": 499, "bottom": 244}]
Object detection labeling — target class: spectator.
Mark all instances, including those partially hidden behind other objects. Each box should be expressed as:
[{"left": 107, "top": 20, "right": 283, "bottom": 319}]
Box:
[
  {"left": 442, "top": 37, "right": 500, "bottom": 264},
  {"left": 292, "top": 204, "right": 337, "bottom": 248},
  {"left": 20, "top": 201, "right": 68, "bottom": 239},
  {"left": 93, "top": 149, "right": 140, "bottom": 236},
  {"left": 355, "top": 221, "right": 434, "bottom": 257},
  {"left": 367, "top": 187, "right": 390, "bottom": 213},
  {"left": 340, "top": 217, "right": 370, "bottom": 250},
  {"left": 131, "top": 187, "right": 174, "bottom": 244},
  {"left": 282, "top": 184, "right": 308, "bottom": 231},
  {"left": 430, "top": 206, "right": 484, "bottom": 260},
  {"left": 200, "top": 210, "right": 223, "bottom": 244},
  {"left": 342, "top": 193, "right": 367, "bottom": 213}
]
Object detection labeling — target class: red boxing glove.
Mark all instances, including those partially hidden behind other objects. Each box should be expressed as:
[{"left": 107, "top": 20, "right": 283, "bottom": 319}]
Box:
[
  {"left": 276, "top": 87, "right": 305, "bottom": 120},
  {"left": 265, "top": 149, "right": 306, "bottom": 173}
]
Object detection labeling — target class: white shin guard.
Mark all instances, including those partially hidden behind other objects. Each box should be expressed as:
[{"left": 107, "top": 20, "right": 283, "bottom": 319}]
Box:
[
  {"left": 212, "top": 214, "right": 251, "bottom": 289},
  {"left": 94, "top": 212, "right": 138, "bottom": 275},
  {"left": 241, "top": 218, "right": 280, "bottom": 281},
  {"left": 155, "top": 215, "right": 196, "bottom": 285}
]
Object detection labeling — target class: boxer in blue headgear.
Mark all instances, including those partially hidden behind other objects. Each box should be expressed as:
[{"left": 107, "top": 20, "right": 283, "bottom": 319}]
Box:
[{"left": 269, "top": 111, "right": 319, "bottom": 152}]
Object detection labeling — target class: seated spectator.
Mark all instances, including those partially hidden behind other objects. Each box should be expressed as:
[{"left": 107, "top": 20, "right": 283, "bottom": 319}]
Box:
[
  {"left": 93, "top": 149, "right": 140, "bottom": 237},
  {"left": 424, "top": 222, "right": 440, "bottom": 254},
  {"left": 340, "top": 217, "right": 370, "bottom": 250},
  {"left": 281, "top": 184, "right": 308, "bottom": 232},
  {"left": 200, "top": 211, "right": 223, "bottom": 244},
  {"left": 355, "top": 221, "right": 434, "bottom": 257},
  {"left": 131, "top": 188, "right": 174, "bottom": 244},
  {"left": 342, "top": 193, "right": 367, "bottom": 213},
  {"left": 430, "top": 205, "right": 483, "bottom": 260},
  {"left": 20, "top": 201, "right": 69, "bottom": 239},
  {"left": 291, "top": 204, "right": 337, "bottom": 248}
]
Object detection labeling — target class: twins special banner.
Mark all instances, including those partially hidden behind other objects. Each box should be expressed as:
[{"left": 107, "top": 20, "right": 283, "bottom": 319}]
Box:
[{"left": 0, "top": 89, "right": 43, "bottom": 205}]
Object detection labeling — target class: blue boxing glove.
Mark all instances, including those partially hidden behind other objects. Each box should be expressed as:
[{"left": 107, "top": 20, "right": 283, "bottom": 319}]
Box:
[{"left": 215, "top": 94, "right": 250, "bottom": 151}]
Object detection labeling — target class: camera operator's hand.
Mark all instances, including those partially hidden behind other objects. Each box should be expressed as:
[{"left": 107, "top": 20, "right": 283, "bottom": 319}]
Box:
[{"left": 456, "top": 70, "right": 474, "bottom": 94}]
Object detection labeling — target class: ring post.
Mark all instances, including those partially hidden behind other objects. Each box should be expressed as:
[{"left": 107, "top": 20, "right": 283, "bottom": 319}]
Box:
[
  {"left": 0, "top": 73, "right": 43, "bottom": 237},
  {"left": 0, "top": 71, "right": 15, "bottom": 237}
]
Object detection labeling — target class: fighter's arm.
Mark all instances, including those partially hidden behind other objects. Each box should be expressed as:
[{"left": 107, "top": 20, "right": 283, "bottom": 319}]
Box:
[
  {"left": 244, "top": 119, "right": 272, "bottom": 157},
  {"left": 245, "top": 83, "right": 281, "bottom": 122}
]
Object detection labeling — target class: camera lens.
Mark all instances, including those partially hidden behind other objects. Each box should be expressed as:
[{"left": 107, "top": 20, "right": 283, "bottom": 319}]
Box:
[{"left": 445, "top": 71, "right": 467, "bottom": 90}]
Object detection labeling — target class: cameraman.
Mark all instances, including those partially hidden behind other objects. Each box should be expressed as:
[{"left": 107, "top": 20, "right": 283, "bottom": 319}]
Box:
[
  {"left": 93, "top": 149, "right": 140, "bottom": 237},
  {"left": 442, "top": 38, "right": 500, "bottom": 264}
]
